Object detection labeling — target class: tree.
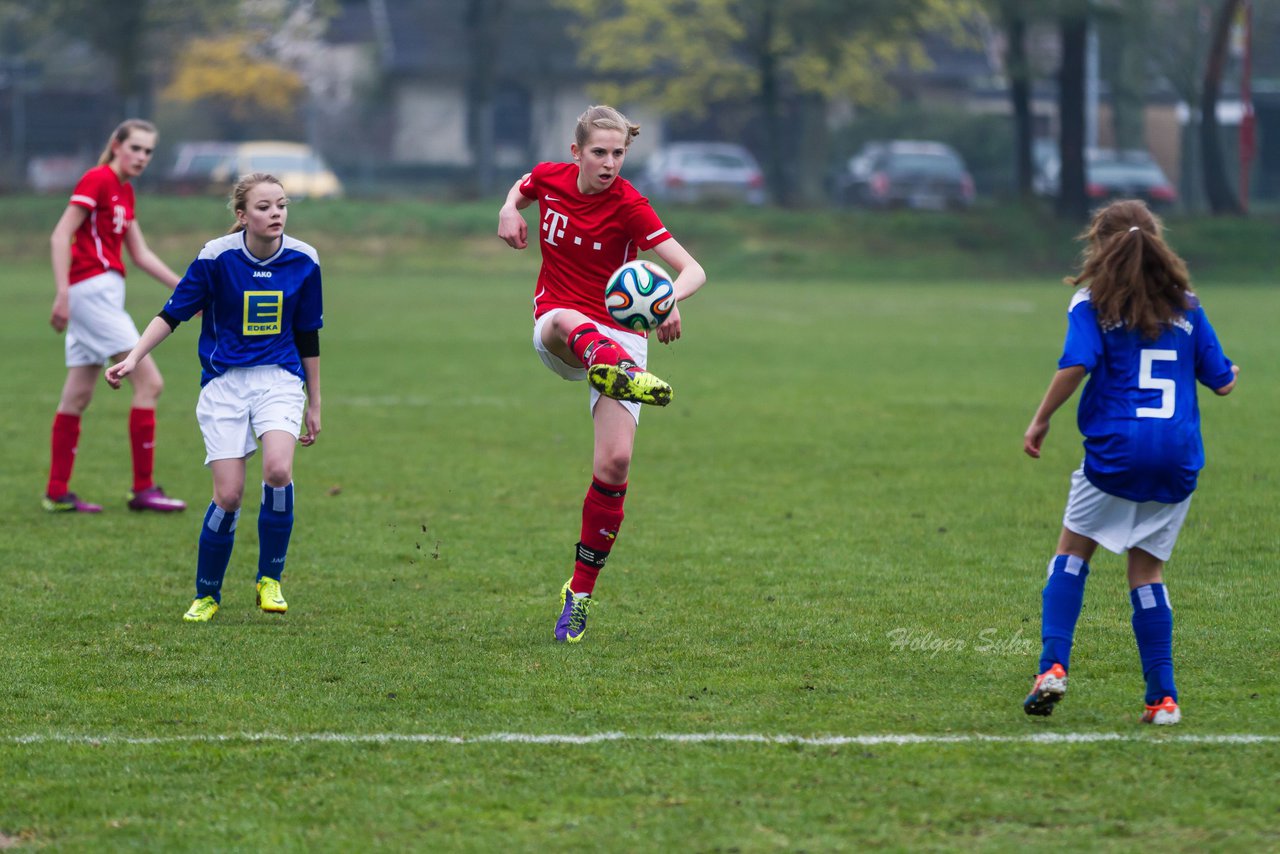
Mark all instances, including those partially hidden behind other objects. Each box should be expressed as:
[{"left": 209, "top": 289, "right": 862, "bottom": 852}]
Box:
[
  {"left": 1056, "top": 3, "right": 1089, "bottom": 221},
  {"left": 1200, "top": 0, "right": 1244, "bottom": 214},
  {"left": 555, "top": 0, "right": 981, "bottom": 206},
  {"left": 161, "top": 36, "right": 306, "bottom": 133},
  {"left": 1095, "top": 0, "right": 1147, "bottom": 153},
  {"left": 465, "top": 0, "right": 507, "bottom": 198},
  {"left": 182, "top": 1, "right": 338, "bottom": 143},
  {"left": 40, "top": 0, "right": 236, "bottom": 116},
  {"left": 1140, "top": 0, "right": 1277, "bottom": 213},
  {"left": 989, "top": 0, "right": 1038, "bottom": 199},
  {"left": 30, "top": 1, "right": 328, "bottom": 127}
]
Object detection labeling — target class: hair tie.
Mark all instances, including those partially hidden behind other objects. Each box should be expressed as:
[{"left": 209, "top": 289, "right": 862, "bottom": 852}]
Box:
[{"left": 1128, "top": 226, "right": 1140, "bottom": 233}]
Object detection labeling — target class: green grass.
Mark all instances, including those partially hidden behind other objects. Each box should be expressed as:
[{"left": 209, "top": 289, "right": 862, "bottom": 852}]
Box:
[{"left": 1, "top": 198, "right": 1278, "bottom": 850}]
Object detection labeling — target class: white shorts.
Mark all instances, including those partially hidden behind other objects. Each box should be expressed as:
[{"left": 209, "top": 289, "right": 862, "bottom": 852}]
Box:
[
  {"left": 1062, "top": 467, "right": 1192, "bottom": 561},
  {"left": 532, "top": 310, "right": 648, "bottom": 424},
  {"left": 195, "top": 365, "right": 306, "bottom": 465},
  {"left": 65, "top": 271, "right": 141, "bottom": 367}
]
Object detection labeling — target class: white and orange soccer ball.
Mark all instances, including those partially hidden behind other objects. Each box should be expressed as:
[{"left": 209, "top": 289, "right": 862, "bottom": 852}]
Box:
[{"left": 604, "top": 260, "right": 676, "bottom": 332}]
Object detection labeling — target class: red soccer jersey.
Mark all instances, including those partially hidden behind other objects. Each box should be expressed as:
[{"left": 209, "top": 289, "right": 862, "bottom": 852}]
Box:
[
  {"left": 519, "top": 161, "right": 670, "bottom": 333},
  {"left": 67, "top": 164, "right": 134, "bottom": 285}
]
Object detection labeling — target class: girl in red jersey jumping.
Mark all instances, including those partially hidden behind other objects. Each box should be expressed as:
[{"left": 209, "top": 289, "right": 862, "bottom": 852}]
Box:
[
  {"left": 497, "top": 105, "right": 707, "bottom": 643},
  {"left": 44, "top": 119, "right": 187, "bottom": 514}
]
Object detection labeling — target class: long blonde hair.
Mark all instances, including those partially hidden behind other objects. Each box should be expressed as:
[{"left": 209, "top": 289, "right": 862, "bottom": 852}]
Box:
[
  {"left": 227, "top": 172, "right": 285, "bottom": 234},
  {"left": 97, "top": 119, "right": 157, "bottom": 166},
  {"left": 575, "top": 105, "right": 640, "bottom": 148},
  {"left": 1066, "top": 199, "right": 1192, "bottom": 341}
]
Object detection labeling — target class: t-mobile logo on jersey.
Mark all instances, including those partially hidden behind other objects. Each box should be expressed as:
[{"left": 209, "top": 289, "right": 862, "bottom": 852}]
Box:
[
  {"left": 112, "top": 204, "right": 127, "bottom": 235},
  {"left": 541, "top": 209, "right": 569, "bottom": 245}
]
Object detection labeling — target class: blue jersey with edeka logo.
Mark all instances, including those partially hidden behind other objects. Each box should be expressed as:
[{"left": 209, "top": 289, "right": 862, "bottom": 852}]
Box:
[
  {"left": 1059, "top": 289, "right": 1234, "bottom": 504},
  {"left": 164, "top": 233, "right": 323, "bottom": 386}
]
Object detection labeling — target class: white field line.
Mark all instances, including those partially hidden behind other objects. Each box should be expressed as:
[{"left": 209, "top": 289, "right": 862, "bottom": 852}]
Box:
[{"left": 5, "top": 732, "right": 1279, "bottom": 747}]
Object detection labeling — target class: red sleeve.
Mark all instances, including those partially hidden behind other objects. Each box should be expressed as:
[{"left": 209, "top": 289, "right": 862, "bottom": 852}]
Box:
[
  {"left": 625, "top": 195, "right": 670, "bottom": 251},
  {"left": 518, "top": 163, "right": 549, "bottom": 201},
  {"left": 69, "top": 169, "right": 103, "bottom": 211}
]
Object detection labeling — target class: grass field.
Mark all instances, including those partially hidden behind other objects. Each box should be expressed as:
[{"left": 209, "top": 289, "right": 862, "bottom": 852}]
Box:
[{"left": 1, "top": 197, "right": 1278, "bottom": 850}]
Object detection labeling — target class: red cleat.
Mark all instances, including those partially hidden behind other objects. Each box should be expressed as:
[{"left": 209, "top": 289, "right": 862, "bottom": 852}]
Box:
[
  {"left": 1023, "top": 663, "right": 1067, "bottom": 716},
  {"left": 1140, "top": 696, "right": 1182, "bottom": 726}
]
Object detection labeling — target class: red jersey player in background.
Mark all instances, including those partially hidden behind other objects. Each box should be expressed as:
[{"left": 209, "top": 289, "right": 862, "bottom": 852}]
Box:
[
  {"left": 44, "top": 119, "right": 187, "bottom": 514},
  {"left": 498, "top": 104, "right": 707, "bottom": 643}
]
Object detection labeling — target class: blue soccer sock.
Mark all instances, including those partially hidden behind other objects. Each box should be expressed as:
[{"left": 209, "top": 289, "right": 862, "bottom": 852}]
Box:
[
  {"left": 257, "top": 481, "right": 294, "bottom": 582},
  {"left": 1131, "top": 583, "right": 1176, "bottom": 704},
  {"left": 1039, "top": 554, "right": 1090, "bottom": 673},
  {"left": 196, "top": 502, "right": 239, "bottom": 602}
]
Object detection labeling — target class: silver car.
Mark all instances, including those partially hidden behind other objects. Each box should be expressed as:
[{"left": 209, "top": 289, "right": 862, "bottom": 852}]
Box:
[{"left": 635, "top": 142, "right": 767, "bottom": 205}]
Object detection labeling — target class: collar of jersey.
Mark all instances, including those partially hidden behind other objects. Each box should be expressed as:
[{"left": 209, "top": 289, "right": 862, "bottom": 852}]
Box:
[{"left": 239, "top": 231, "right": 286, "bottom": 266}]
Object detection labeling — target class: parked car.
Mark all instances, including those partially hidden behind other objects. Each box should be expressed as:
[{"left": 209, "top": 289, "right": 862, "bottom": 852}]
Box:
[
  {"left": 634, "top": 142, "right": 766, "bottom": 205},
  {"left": 164, "top": 142, "right": 236, "bottom": 195},
  {"left": 27, "top": 155, "right": 94, "bottom": 193},
  {"left": 1084, "top": 150, "right": 1177, "bottom": 209},
  {"left": 164, "top": 140, "right": 343, "bottom": 199},
  {"left": 1034, "top": 147, "right": 1177, "bottom": 209},
  {"left": 835, "top": 140, "right": 975, "bottom": 210}
]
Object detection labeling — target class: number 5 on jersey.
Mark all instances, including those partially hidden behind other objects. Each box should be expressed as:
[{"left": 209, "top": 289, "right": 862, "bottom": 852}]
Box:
[{"left": 1137, "top": 349, "right": 1176, "bottom": 419}]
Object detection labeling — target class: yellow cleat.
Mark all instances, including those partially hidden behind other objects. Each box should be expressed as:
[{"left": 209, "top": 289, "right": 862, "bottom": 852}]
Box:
[
  {"left": 256, "top": 577, "right": 288, "bottom": 614},
  {"left": 183, "top": 596, "right": 219, "bottom": 622},
  {"left": 587, "top": 361, "right": 673, "bottom": 406},
  {"left": 554, "top": 580, "right": 593, "bottom": 643}
]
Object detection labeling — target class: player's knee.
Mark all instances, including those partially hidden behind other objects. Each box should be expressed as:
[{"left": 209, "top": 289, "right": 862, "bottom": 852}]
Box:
[
  {"left": 134, "top": 371, "right": 164, "bottom": 400},
  {"left": 213, "top": 492, "right": 242, "bottom": 513},
  {"left": 59, "top": 389, "right": 93, "bottom": 414},
  {"left": 596, "top": 452, "right": 631, "bottom": 484},
  {"left": 262, "top": 462, "right": 293, "bottom": 488}
]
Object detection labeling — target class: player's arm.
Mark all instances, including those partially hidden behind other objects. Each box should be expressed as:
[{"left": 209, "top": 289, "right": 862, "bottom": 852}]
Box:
[
  {"left": 104, "top": 314, "right": 175, "bottom": 389},
  {"left": 295, "top": 321, "right": 322, "bottom": 447},
  {"left": 649, "top": 237, "right": 707, "bottom": 345},
  {"left": 49, "top": 204, "right": 89, "bottom": 332},
  {"left": 497, "top": 172, "right": 533, "bottom": 249},
  {"left": 651, "top": 237, "right": 706, "bottom": 303},
  {"left": 1194, "top": 314, "right": 1240, "bottom": 396},
  {"left": 300, "top": 354, "right": 322, "bottom": 447},
  {"left": 1024, "top": 365, "right": 1086, "bottom": 459},
  {"left": 1214, "top": 364, "right": 1240, "bottom": 396},
  {"left": 124, "top": 221, "right": 181, "bottom": 289}
]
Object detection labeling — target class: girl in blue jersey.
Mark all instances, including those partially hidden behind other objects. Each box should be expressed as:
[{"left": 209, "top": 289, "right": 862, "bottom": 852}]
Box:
[
  {"left": 1021, "top": 199, "right": 1238, "bottom": 725},
  {"left": 106, "top": 173, "right": 323, "bottom": 622}
]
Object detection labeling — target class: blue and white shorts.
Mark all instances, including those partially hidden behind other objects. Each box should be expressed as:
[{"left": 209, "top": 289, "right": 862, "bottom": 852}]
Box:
[
  {"left": 195, "top": 365, "right": 306, "bottom": 465},
  {"left": 532, "top": 309, "right": 648, "bottom": 424},
  {"left": 65, "top": 271, "right": 140, "bottom": 367},
  {"left": 1062, "top": 467, "right": 1192, "bottom": 561}
]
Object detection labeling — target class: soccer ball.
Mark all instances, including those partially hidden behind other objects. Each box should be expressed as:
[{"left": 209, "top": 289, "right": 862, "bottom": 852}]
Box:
[{"left": 604, "top": 260, "right": 676, "bottom": 332}]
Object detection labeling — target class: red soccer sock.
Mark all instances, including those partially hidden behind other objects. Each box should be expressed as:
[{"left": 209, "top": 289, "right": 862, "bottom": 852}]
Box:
[
  {"left": 47, "top": 412, "right": 81, "bottom": 498},
  {"left": 568, "top": 323, "right": 633, "bottom": 369},
  {"left": 129, "top": 407, "right": 156, "bottom": 492},
  {"left": 570, "top": 477, "right": 627, "bottom": 595}
]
